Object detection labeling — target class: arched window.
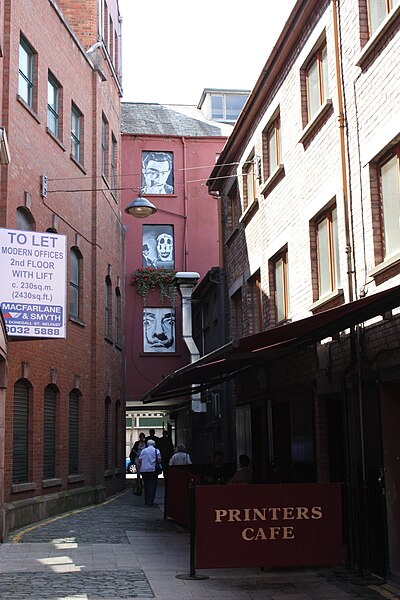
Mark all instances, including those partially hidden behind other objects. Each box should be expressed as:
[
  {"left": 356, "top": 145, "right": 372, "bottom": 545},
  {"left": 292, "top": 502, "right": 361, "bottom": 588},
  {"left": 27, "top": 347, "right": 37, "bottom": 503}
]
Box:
[
  {"left": 13, "top": 380, "right": 30, "bottom": 483},
  {"left": 105, "top": 276, "right": 112, "bottom": 338},
  {"left": 104, "top": 397, "right": 111, "bottom": 470},
  {"left": 69, "top": 389, "right": 80, "bottom": 474},
  {"left": 43, "top": 384, "right": 57, "bottom": 479},
  {"left": 114, "top": 400, "right": 121, "bottom": 467},
  {"left": 70, "top": 248, "right": 82, "bottom": 319},
  {"left": 115, "top": 287, "right": 121, "bottom": 346},
  {"left": 16, "top": 206, "right": 35, "bottom": 231}
]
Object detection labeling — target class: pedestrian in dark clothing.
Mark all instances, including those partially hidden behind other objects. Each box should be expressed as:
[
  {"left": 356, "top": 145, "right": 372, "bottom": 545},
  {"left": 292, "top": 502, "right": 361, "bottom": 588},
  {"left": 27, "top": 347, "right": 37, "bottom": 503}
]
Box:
[
  {"left": 137, "top": 439, "right": 162, "bottom": 506},
  {"left": 145, "top": 428, "right": 160, "bottom": 447},
  {"left": 157, "top": 430, "right": 174, "bottom": 481}
]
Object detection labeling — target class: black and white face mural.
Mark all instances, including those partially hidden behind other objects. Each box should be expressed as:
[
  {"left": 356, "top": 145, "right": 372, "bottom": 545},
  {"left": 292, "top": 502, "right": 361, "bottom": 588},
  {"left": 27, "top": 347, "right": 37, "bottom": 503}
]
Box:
[
  {"left": 143, "top": 307, "right": 176, "bottom": 353},
  {"left": 142, "top": 225, "right": 174, "bottom": 269},
  {"left": 142, "top": 151, "right": 174, "bottom": 195}
]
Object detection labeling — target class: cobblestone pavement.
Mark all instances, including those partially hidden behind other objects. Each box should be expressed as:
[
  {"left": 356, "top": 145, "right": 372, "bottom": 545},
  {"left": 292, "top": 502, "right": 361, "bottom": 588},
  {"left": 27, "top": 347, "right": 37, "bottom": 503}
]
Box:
[{"left": 1, "top": 480, "right": 400, "bottom": 600}]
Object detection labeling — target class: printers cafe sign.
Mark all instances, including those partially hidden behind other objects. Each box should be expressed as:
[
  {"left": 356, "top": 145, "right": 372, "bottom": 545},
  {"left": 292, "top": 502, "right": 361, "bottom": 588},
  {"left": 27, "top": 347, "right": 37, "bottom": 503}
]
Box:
[
  {"left": 195, "top": 483, "right": 342, "bottom": 569},
  {"left": 0, "top": 228, "right": 66, "bottom": 339}
]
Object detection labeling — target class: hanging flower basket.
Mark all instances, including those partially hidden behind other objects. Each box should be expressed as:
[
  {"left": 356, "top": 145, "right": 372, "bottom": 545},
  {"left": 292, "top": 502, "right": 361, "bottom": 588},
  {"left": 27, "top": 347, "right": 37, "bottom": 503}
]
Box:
[{"left": 130, "top": 267, "right": 178, "bottom": 306}]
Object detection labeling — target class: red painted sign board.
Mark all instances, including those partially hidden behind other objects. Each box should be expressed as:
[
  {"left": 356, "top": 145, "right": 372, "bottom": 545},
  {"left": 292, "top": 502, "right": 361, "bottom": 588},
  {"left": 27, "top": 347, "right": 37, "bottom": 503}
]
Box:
[{"left": 195, "top": 482, "right": 342, "bottom": 569}]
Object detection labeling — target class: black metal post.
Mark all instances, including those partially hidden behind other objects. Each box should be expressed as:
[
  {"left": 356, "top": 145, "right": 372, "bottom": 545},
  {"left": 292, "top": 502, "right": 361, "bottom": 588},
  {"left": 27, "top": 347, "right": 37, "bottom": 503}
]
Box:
[{"left": 176, "top": 478, "right": 208, "bottom": 580}]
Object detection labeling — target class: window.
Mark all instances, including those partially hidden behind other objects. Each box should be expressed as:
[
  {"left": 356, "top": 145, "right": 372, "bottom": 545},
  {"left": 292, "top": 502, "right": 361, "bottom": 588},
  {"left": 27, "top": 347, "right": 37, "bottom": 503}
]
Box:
[
  {"left": 380, "top": 149, "right": 400, "bottom": 259},
  {"left": 306, "top": 43, "right": 328, "bottom": 122},
  {"left": 249, "top": 273, "right": 263, "bottom": 334},
  {"left": 18, "top": 35, "right": 35, "bottom": 108},
  {"left": 105, "top": 276, "right": 112, "bottom": 338},
  {"left": 211, "top": 93, "right": 248, "bottom": 122},
  {"left": 266, "top": 116, "right": 281, "bottom": 177},
  {"left": 243, "top": 157, "right": 256, "bottom": 209},
  {"left": 13, "top": 380, "right": 29, "bottom": 484},
  {"left": 115, "top": 287, "right": 121, "bottom": 346},
  {"left": 71, "top": 103, "right": 82, "bottom": 163},
  {"left": 102, "top": 114, "right": 108, "bottom": 177},
  {"left": 367, "top": 0, "right": 400, "bottom": 36},
  {"left": 274, "top": 250, "right": 290, "bottom": 323},
  {"left": 16, "top": 206, "right": 34, "bottom": 231},
  {"left": 70, "top": 248, "right": 81, "bottom": 319},
  {"left": 111, "top": 134, "right": 117, "bottom": 193},
  {"left": 47, "top": 72, "right": 60, "bottom": 138},
  {"left": 114, "top": 401, "right": 120, "bottom": 467},
  {"left": 316, "top": 206, "right": 340, "bottom": 298},
  {"left": 104, "top": 398, "right": 111, "bottom": 470},
  {"left": 43, "top": 385, "right": 57, "bottom": 479},
  {"left": 232, "top": 290, "right": 243, "bottom": 338},
  {"left": 69, "top": 390, "right": 79, "bottom": 474},
  {"left": 228, "top": 184, "right": 239, "bottom": 232}
]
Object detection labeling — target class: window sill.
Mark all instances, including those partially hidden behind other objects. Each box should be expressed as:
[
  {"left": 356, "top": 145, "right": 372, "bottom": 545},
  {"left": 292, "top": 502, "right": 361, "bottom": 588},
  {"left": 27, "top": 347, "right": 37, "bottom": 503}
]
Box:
[
  {"left": 46, "top": 128, "right": 65, "bottom": 151},
  {"left": 141, "top": 193, "right": 177, "bottom": 198},
  {"left": 225, "top": 226, "right": 240, "bottom": 245},
  {"left": 17, "top": 95, "right": 40, "bottom": 123},
  {"left": 369, "top": 252, "right": 400, "bottom": 279},
  {"left": 42, "top": 478, "right": 62, "bottom": 488},
  {"left": 356, "top": 4, "right": 400, "bottom": 67},
  {"left": 310, "top": 288, "right": 344, "bottom": 312},
  {"left": 69, "top": 316, "right": 86, "bottom": 327},
  {"left": 12, "top": 482, "right": 37, "bottom": 493},
  {"left": 299, "top": 99, "right": 333, "bottom": 145},
  {"left": 115, "top": 342, "right": 123, "bottom": 351},
  {"left": 261, "top": 164, "right": 285, "bottom": 197},
  {"left": 68, "top": 474, "right": 85, "bottom": 484},
  {"left": 140, "top": 352, "right": 182, "bottom": 357},
  {"left": 70, "top": 154, "right": 87, "bottom": 174},
  {"left": 105, "top": 335, "right": 113, "bottom": 344},
  {"left": 239, "top": 199, "right": 259, "bottom": 225}
]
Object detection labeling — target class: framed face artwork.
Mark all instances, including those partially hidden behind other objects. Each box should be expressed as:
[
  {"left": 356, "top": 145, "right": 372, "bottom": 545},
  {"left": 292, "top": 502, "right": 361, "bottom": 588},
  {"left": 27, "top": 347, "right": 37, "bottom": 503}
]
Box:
[
  {"left": 142, "top": 224, "right": 174, "bottom": 270},
  {"left": 142, "top": 151, "right": 174, "bottom": 195},
  {"left": 143, "top": 307, "right": 176, "bottom": 353}
]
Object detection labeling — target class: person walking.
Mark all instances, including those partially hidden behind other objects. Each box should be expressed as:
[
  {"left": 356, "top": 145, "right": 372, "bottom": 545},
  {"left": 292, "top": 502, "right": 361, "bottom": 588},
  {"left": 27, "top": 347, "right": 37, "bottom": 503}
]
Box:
[
  {"left": 169, "top": 443, "right": 192, "bottom": 466},
  {"left": 137, "top": 439, "right": 162, "bottom": 506},
  {"left": 145, "top": 428, "right": 160, "bottom": 447},
  {"left": 129, "top": 432, "right": 146, "bottom": 471},
  {"left": 158, "top": 430, "right": 175, "bottom": 480}
]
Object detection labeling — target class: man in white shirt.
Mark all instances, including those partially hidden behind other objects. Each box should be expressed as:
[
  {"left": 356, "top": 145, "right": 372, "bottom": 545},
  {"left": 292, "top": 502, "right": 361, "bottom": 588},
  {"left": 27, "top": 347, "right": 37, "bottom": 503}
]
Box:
[{"left": 137, "top": 439, "right": 162, "bottom": 506}]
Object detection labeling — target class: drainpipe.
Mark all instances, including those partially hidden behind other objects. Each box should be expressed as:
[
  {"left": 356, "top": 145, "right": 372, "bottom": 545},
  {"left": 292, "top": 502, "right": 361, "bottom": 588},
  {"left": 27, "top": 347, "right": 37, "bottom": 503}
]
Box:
[
  {"left": 174, "top": 272, "right": 206, "bottom": 413},
  {"left": 332, "top": 0, "right": 355, "bottom": 303},
  {"left": 333, "top": 0, "right": 371, "bottom": 578}
]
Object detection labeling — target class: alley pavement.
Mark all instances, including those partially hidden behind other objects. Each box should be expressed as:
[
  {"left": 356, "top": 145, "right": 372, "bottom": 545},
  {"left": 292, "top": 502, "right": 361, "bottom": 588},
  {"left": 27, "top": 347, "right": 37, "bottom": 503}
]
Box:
[{"left": 1, "top": 479, "right": 400, "bottom": 600}]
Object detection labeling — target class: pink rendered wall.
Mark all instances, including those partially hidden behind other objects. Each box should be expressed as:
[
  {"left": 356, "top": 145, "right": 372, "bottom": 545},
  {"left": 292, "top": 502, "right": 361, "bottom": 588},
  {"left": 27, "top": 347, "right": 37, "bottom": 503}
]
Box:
[{"left": 121, "top": 134, "right": 227, "bottom": 403}]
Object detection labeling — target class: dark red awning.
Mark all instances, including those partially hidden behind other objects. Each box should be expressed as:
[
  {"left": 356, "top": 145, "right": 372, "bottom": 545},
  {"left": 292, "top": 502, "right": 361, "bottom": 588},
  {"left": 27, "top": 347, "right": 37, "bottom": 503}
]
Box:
[{"left": 142, "top": 284, "right": 400, "bottom": 405}]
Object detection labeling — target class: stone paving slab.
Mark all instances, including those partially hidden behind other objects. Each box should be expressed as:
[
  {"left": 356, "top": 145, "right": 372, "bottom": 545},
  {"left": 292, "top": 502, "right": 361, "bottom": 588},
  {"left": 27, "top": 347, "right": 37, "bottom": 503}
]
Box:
[{"left": 2, "top": 481, "right": 400, "bottom": 600}]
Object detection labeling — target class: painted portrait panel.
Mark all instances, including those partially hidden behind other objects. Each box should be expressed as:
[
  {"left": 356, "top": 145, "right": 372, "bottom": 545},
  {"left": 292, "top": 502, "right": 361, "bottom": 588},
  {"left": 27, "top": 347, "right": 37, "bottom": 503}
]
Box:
[
  {"left": 143, "top": 307, "right": 176, "bottom": 353},
  {"left": 141, "top": 151, "right": 174, "bottom": 195},
  {"left": 142, "top": 224, "right": 174, "bottom": 270}
]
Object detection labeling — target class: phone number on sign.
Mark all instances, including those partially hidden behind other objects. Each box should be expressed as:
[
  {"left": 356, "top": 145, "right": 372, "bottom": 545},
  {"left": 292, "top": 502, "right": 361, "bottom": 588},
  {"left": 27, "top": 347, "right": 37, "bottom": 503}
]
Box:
[{"left": 6, "top": 326, "right": 61, "bottom": 336}]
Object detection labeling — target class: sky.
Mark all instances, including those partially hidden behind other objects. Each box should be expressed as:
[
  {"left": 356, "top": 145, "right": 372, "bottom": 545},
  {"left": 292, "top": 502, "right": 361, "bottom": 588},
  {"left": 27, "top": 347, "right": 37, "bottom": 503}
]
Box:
[{"left": 118, "top": 0, "right": 298, "bottom": 106}]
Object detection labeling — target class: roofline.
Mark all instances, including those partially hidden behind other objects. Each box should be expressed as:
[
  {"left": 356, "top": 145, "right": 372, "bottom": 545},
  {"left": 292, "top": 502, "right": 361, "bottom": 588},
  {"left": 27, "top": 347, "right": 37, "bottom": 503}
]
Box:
[{"left": 208, "top": 0, "right": 321, "bottom": 191}]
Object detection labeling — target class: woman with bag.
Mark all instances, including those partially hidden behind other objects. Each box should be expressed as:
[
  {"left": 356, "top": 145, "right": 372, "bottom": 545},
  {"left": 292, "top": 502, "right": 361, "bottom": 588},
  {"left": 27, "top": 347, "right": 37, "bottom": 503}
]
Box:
[
  {"left": 137, "top": 439, "right": 162, "bottom": 506},
  {"left": 129, "top": 432, "right": 146, "bottom": 469}
]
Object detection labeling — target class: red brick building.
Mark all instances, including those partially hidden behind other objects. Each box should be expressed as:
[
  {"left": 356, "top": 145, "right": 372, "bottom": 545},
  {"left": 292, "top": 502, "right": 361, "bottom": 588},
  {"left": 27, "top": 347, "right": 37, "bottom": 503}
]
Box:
[
  {"left": 121, "top": 98, "right": 236, "bottom": 454},
  {"left": 0, "top": 0, "right": 125, "bottom": 539}
]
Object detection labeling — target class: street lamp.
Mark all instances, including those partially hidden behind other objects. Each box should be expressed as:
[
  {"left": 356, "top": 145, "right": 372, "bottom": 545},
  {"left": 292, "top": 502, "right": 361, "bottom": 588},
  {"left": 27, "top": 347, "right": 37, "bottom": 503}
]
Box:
[{"left": 124, "top": 191, "right": 157, "bottom": 218}]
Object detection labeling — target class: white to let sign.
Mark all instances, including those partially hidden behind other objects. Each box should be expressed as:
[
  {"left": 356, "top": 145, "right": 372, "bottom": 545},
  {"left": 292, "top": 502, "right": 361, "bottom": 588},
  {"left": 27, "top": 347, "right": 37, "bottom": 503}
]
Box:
[{"left": 0, "top": 228, "right": 67, "bottom": 338}]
